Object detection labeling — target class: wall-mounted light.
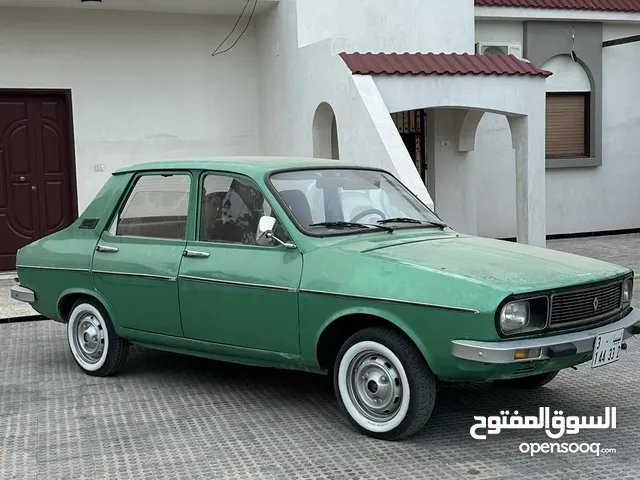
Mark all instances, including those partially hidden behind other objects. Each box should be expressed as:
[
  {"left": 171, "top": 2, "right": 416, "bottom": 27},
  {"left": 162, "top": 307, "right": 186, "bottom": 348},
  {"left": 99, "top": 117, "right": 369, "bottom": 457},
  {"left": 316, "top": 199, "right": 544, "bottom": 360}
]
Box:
[{"left": 81, "top": 0, "right": 102, "bottom": 3}]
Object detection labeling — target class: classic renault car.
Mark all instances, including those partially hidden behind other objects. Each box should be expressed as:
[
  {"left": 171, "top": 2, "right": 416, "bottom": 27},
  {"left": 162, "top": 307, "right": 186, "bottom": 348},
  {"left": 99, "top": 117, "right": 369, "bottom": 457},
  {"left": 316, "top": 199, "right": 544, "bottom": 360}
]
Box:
[{"left": 11, "top": 157, "right": 640, "bottom": 440}]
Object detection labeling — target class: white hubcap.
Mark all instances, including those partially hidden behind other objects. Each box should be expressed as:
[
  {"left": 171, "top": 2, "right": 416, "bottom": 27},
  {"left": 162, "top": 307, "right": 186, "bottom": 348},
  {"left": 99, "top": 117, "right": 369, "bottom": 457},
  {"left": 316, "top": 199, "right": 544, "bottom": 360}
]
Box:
[
  {"left": 338, "top": 341, "right": 410, "bottom": 433},
  {"left": 67, "top": 304, "right": 109, "bottom": 371}
]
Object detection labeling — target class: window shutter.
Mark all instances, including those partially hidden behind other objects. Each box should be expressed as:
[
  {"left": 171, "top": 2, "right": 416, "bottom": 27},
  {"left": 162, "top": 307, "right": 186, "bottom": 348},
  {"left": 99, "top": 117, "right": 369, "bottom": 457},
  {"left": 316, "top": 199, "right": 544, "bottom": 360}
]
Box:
[{"left": 545, "top": 93, "right": 588, "bottom": 158}]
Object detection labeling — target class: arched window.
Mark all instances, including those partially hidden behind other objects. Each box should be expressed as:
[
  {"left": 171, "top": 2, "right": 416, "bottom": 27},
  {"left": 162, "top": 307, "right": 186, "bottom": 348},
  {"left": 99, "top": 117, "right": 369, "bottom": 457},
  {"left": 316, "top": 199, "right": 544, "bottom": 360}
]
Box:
[
  {"left": 313, "top": 102, "right": 339, "bottom": 160},
  {"left": 541, "top": 55, "right": 592, "bottom": 159}
]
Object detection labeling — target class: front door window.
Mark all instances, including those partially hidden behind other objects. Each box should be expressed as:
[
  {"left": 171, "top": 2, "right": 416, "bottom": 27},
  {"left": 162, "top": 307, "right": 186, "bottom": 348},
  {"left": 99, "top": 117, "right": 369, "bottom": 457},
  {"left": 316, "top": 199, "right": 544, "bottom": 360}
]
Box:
[{"left": 200, "top": 174, "right": 289, "bottom": 245}]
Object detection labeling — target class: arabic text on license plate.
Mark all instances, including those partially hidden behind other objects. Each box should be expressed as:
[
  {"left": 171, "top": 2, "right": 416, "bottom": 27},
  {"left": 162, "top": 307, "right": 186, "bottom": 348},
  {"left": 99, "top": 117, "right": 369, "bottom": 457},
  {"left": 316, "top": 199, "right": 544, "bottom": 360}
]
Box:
[{"left": 591, "top": 328, "right": 624, "bottom": 368}]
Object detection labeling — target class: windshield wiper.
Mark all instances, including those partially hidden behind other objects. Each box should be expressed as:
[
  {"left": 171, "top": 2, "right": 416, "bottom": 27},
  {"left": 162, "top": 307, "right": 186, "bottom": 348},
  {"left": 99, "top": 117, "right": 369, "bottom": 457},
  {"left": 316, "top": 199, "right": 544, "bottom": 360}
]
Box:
[
  {"left": 309, "top": 221, "right": 394, "bottom": 233},
  {"left": 378, "top": 217, "right": 447, "bottom": 229}
]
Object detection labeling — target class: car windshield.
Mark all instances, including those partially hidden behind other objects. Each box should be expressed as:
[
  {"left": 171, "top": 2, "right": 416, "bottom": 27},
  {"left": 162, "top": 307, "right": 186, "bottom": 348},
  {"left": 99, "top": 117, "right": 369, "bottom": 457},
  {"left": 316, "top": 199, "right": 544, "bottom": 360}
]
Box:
[{"left": 269, "top": 168, "right": 444, "bottom": 235}]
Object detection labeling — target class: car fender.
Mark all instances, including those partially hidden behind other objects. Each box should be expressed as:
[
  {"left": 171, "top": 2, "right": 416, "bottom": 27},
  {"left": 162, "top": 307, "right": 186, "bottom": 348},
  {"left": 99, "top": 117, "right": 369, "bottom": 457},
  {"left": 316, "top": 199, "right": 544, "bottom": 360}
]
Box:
[
  {"left": 315, "top": 305, "right": 436, "bottom": 369},
  {"left": 56, "top": 288, "right": 123, "bottom": 333}
]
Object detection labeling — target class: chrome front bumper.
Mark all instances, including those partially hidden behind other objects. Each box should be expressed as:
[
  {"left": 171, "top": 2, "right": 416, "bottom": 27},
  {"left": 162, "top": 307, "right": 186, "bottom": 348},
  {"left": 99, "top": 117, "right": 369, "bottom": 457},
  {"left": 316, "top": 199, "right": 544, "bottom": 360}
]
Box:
[
  {"left": 10, "top": 285, "right": 36, "bottom": 304},
  {"left": 451, "top": 308, "right": 640, "bottom": 364}
]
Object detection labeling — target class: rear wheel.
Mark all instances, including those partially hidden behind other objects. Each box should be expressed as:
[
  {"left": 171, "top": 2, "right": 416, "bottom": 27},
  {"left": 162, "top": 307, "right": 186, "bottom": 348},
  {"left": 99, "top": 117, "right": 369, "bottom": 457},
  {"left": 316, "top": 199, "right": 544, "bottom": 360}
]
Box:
[
  {"left": 333, "top": 327, "right": 436, "bottom": 440},
  {"left": 67, "top": 298, "right": 128, "bottom": 377},
  {"left": 494, "top": 371, "right": 559, "bottom": 389}
]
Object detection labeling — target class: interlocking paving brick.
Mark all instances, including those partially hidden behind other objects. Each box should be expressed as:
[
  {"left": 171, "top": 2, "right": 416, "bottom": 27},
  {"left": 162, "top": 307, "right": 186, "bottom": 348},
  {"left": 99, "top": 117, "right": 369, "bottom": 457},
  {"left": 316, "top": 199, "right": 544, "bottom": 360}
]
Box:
[{"left": 2, "top": 234, "right": 640, "bottom": 479}]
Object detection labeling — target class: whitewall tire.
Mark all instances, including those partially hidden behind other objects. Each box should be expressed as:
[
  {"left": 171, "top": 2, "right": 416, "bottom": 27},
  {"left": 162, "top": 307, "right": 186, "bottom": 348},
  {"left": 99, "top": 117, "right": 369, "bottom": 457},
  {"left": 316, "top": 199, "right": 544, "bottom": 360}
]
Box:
[
  {"left": 333, "top": 327, "right": 436, "bottom": 440},
  {"left": 67, "top": 298, "right": 128, "bottom": 377}
]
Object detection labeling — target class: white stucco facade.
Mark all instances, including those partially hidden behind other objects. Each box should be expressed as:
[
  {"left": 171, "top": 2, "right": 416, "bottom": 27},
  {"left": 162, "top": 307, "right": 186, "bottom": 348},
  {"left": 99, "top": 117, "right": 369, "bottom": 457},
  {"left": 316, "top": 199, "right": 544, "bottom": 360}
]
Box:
[
  {"left": 2, "top": 0, "right": 639, "bottom": 245},
  {"left": 475, "top": 19, "right": 640, "bottom": 238},
  {"left": 0, "top": 6, "right": 262, "bottom": 210},
  {"left": 295, "top": 0, "right": 474, "bottom": 54}
]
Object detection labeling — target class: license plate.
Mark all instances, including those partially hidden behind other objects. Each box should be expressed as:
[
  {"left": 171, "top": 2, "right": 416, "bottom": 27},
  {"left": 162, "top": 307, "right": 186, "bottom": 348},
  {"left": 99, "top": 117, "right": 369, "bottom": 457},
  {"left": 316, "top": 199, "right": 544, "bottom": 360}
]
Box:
[{"left": 591, "top": 328, "right": 624, "bottom": 368}]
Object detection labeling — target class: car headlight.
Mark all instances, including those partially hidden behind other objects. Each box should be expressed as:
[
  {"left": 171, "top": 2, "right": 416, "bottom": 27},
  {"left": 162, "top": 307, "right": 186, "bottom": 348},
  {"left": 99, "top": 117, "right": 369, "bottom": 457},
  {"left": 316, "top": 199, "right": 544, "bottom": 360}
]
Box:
[
  {"left": 498, "top": 297, "right": 549, "bottom": 336},
  {"left": 500, "top": 301, "right": 530, "bottom": 333},
  {"left": 622, "top": 277, "right": 634, "bottom": 306}
]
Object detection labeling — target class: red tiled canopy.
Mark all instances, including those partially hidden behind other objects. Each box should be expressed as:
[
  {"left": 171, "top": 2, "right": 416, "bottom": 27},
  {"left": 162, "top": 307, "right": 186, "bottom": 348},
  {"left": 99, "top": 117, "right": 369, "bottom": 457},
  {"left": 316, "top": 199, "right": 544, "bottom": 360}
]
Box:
[
  {"left": 339, "top": 52, "right": 552, "bottom": 77},
  {"left": 475, "top": 0, "right": 640, "bottom": 12}
]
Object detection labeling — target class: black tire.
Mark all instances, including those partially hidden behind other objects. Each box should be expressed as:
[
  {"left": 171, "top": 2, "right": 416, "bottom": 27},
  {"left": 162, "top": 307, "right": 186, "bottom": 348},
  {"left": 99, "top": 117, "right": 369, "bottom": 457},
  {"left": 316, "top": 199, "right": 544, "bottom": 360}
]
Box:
[
  {"left": 66, "top": 297, "right": 129, "bottom": 377},
  {"left": 333, "top": 326, "right": 436, "bottom": 441},
  {"left": 494, "top": 371, "right": 559, "bottom": 390}
]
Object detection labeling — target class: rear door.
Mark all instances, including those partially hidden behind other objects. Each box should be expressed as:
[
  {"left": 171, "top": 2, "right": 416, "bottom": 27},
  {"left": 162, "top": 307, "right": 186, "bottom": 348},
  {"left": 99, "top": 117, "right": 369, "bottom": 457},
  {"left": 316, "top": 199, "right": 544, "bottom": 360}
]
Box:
[{"left": 92, "top": 171, "right": 192, "bottom": 337}]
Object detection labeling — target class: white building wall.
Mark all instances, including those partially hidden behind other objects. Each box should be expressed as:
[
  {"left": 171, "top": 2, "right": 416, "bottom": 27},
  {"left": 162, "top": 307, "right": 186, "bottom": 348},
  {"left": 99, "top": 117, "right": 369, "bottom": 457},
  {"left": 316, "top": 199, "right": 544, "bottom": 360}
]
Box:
[
  {"left": 256, "top": 0, "right": 435, "bottom": 207},
  {"left": 375, "top": 73, "right": 547, "bottom": 243},
  {"left": 0, "top": 7, "right": 261, "bottom": 212},
  {"left": 296, "top": 0, "right": 475, "bottom": 54},
  {"left": 548, "top": 23, "right": 640, "bottom": 235},
  {"left": 474, "top": 20, "right": 640, "bottom": 238},
  {"left": 426, "top": 109, "right": 478, "bottom": 234},
  {"left": 473, "top": 21, "right": 522, "bottom": 238}
]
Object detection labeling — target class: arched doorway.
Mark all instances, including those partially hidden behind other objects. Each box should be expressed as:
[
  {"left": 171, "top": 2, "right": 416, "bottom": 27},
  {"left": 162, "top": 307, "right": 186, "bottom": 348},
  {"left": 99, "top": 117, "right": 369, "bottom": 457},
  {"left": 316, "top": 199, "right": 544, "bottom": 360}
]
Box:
[{"left": 313, "top": 102, "right": 339, "bottom": 160}]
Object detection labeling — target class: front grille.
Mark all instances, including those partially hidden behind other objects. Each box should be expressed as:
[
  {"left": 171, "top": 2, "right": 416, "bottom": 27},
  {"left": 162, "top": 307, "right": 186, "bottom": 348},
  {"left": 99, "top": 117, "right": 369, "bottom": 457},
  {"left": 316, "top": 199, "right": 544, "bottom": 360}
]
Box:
[{"left": 549, "top": 280, "right": 622, "bottom": 329}]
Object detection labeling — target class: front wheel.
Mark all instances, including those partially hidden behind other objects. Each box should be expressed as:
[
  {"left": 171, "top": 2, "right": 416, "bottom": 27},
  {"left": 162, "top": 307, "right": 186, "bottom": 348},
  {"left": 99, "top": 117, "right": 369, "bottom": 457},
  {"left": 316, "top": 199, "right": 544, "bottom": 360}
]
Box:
[
  {"left": 333, "top": 327, "right": 436, "bottom": 440},
  {"left": 67, "top": 298, "right": 129, "bottom": 377}
]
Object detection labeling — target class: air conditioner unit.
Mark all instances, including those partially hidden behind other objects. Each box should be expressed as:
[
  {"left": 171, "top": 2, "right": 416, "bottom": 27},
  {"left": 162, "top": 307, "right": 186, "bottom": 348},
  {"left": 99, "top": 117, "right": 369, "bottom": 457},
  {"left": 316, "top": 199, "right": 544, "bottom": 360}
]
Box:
[{"left": 475, "top": 42, "right": 522, "bottom": 59}]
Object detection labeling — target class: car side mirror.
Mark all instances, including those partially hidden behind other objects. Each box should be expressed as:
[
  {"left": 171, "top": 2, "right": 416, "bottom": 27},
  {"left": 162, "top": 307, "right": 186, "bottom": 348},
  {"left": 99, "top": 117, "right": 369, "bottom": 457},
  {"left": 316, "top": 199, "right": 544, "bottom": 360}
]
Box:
[
  {"left": 256, "top": 215, "right": 297, "bottom": 249},
  {"left": 256, "top": 216, "right": 277, "bottom": 245}
]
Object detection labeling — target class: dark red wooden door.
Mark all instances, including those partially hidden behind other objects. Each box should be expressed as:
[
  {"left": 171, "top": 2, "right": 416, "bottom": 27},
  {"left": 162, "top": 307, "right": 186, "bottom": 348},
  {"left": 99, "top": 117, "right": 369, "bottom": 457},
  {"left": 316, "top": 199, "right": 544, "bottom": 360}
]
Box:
[{"left": 0, "top": 93, "right": 76, "bottom": 271}]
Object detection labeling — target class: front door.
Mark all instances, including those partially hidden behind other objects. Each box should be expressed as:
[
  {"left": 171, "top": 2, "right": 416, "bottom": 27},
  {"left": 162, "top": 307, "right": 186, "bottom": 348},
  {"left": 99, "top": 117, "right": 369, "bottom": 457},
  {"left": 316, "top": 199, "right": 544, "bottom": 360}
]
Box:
[
  {"left": 178, "top": 172, "right": 302, "bottom": 354},
  {"left": 92, "top": 172, "right": 192, "bottom": 337},
  {"left": 0, "top": 92, "right": 76, "bottom": 271},
  {"left": 391, "top": 109, "right": 426, "bottom": 180}
]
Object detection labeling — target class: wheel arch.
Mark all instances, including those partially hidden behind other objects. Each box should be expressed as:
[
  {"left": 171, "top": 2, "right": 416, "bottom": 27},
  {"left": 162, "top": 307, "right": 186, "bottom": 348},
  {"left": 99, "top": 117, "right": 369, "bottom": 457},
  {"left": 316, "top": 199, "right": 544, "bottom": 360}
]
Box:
[
  {"left": 315, "top": 307, "right": 433, "bottom": 371},
  {"left": 57, "top": 288, "right": 120, "bottom": 331}
]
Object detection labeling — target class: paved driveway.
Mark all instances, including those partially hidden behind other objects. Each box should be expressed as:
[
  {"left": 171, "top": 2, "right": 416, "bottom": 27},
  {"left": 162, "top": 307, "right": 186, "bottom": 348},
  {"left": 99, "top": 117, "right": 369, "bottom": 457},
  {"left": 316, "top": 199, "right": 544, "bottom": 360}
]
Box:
[{"left": 2, "top": 234, "right": 640, "bottom": 479}]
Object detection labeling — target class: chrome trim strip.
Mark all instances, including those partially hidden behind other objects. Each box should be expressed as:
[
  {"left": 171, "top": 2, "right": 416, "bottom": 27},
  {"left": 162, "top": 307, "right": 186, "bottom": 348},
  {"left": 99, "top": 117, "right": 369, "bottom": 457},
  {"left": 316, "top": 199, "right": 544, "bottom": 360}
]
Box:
[
  {"left": 10, "top": 285, "right": 36, "bottom": 304},
  {"left": 298, "top": 289, "right": 480, "bottom": 314},
  {"left": 451, "top": 308, "right": 640, "bottom": 364},
  {"left": 179, "top": 275, "right": 296, "bottom": 292},
  {"left": 92, "top": 270, "right": 176, "bottom": 282},
  {"left": 16, "top": 265, "right": 90, "bottom": 273}
]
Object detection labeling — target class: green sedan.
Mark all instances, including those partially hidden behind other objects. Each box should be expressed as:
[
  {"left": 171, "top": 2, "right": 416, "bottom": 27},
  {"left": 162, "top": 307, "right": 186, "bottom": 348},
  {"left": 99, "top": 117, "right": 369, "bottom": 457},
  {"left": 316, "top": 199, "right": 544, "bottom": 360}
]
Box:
[{"left": 10, "top": 157, "right": 640, "bottom": 440}]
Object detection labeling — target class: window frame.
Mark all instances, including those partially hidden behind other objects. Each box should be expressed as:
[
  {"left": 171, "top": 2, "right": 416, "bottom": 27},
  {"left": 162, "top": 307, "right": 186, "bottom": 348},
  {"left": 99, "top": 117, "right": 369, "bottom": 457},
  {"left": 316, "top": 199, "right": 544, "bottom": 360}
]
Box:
[
  {"left": 545, "top": 91, "right": 591, "bottom": 160},
  {"left": 264, "top": 165, "right": 444, "bottom": 239},
  {"left": 195, "top": 170, "right": 292, "bottom": 249},
  {"left": 104, "top": 170, "right": 194, "bottom": 242}
]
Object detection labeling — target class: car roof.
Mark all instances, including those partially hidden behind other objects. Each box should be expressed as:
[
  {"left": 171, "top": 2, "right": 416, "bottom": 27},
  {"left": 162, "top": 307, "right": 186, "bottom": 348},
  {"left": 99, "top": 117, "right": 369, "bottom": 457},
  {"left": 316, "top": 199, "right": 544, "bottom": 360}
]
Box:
[{"left": 112, "top": 156, "right": 370, "bottom": 176}]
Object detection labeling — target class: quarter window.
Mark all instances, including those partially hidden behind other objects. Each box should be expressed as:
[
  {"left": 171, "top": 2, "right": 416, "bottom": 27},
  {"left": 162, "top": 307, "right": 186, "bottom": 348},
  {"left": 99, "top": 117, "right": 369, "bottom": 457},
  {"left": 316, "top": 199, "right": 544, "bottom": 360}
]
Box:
[
  {"left": 111, "top": 173, "right": 191, "bottom": 240},
  {"left": 200, "top": 174, "right": 289, "bottom": 245}
]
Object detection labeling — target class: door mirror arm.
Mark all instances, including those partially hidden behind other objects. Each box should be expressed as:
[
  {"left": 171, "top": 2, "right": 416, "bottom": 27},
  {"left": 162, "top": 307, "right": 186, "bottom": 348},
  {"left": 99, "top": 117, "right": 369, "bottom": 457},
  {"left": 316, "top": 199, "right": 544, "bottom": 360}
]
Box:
[{"left": 265, "top": 231, "right": 297, "bottom": 249}]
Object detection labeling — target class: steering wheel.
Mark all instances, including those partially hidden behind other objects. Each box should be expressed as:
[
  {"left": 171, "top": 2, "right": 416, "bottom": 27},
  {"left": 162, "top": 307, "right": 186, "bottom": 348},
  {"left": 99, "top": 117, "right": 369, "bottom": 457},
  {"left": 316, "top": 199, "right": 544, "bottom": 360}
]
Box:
[{"left": 350, "top": 208, "right": 386, "bottom": 223}]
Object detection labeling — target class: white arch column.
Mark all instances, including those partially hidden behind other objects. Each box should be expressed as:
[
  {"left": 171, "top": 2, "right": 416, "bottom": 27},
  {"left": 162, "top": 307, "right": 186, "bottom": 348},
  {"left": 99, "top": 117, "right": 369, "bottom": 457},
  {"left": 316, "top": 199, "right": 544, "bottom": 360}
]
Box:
[
  {"left": 453, "top": 106, "right": 546, "bottom": 246},
  {"left": 509, "top": 112, "right": 546, "bottom": 247}
]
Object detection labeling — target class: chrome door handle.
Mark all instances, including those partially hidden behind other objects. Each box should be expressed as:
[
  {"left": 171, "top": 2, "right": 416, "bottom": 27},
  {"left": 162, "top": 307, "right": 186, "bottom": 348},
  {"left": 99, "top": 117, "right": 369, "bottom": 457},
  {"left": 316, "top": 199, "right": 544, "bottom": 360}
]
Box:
[
  {"left": 183, "top": 249, "right": 209, "bottom": 258},
  {"left": 95, "top": 245, "right": 119, "bottom": 253}
]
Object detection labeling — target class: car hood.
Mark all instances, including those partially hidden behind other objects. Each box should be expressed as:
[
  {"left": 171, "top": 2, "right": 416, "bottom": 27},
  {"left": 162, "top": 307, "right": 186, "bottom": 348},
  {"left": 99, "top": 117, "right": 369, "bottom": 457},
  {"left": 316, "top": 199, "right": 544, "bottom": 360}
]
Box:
[{"left": 331, "top": 233, "right": 630, "bottom": 293}]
